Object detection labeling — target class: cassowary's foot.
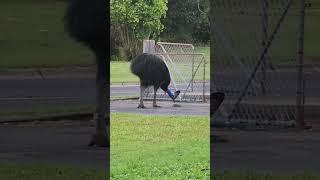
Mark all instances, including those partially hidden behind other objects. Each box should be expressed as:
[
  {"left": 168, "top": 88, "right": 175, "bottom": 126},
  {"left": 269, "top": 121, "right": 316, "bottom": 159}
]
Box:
[
  {"left": 88, "top": 133, "right": 109, "bottom": 147},
  {"left": 153, "top": 104, "right": 161, "bottom": 108},
  {"left": 170, "top": 90, "right": 180, "bottom": 102},
  {"left": 137, "top": 104, "right": 146, "bottom": 109}
]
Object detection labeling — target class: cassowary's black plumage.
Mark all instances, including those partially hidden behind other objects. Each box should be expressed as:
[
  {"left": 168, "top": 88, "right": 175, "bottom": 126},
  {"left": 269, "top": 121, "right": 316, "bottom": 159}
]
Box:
[
  {"left": 131, "top": 53, "right": 175, "bottom": 108},
  {"left": 65, "top": 0, "right": 107, "bottom": 59},
  {"left": 131, "top": 53, "right": 171, "bottom": 91},
  {"left": 64, "top": 0, "right": 109, "bottom": 147}
]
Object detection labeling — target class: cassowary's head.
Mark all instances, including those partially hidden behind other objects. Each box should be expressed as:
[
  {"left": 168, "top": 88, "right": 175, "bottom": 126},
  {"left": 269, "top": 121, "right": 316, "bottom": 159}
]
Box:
[{"left": 160, "top": 80, "right": 170, "bottom": 92}]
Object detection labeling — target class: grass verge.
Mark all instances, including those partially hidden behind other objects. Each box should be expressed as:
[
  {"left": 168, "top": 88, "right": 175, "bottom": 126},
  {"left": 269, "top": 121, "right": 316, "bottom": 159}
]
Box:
[
  {"left": 110, "top": 113, "right": 210, "bottom": 179},
  {"left": 0, "top": 163, "right": 104, "bottom": 180},
  {"left": 0, "top": 1, "right": 94, "bottom": 69}
]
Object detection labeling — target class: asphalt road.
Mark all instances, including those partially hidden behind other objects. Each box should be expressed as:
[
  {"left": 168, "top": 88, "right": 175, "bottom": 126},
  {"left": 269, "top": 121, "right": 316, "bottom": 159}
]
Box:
[
  {"left": 0, "top": 77, "right": 140, "bottom": 111},
  {"left": 0, "top": 121, "right": 107, "bottom": 170},
  {"left": 1, "top": 67, "right": 320, "bottom": 112},
  {"left": 214, "top": 129, "right": 320, "bottom": 174}
]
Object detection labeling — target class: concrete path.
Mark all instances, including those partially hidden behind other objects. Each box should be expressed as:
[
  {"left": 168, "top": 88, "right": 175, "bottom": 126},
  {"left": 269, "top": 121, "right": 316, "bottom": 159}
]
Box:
[{"left": 111, "top": 100, "right": 209, "bottom": 116}]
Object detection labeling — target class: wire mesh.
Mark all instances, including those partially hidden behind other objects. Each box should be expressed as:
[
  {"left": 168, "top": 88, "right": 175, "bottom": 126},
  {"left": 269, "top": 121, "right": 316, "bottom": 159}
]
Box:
[
  {"left": 143, "top": 42, "right": 209, "bottom": 102},
  {"left": 211, "top": 0, "right": 305, "bottom": 128}
]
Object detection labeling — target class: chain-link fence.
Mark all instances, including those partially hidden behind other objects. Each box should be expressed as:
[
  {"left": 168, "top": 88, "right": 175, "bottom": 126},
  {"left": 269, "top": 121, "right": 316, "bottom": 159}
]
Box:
[
  {"left": 143, "top": 41, "right": 209, "bottom": 102},
  {"left": 210, "top": 0, "right": 320, "bottom": 128}
]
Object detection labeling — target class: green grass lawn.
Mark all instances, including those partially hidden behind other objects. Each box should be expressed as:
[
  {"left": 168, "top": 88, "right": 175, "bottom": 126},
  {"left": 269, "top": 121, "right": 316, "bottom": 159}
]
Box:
[
  {"left": 110, "top": 113, "right": 210, "bottom": 179},
  {"left": 0, "top": 164, "right": 318, "bottom": 180},
  {"left": 110, "top": 61, "right": 139, "bottom": 83},
  {"left": 0, "top": 0, "right": 95, "bottom": 69},
  {"left": 0, "top": 164, "right": 105, "bottom": 180}
]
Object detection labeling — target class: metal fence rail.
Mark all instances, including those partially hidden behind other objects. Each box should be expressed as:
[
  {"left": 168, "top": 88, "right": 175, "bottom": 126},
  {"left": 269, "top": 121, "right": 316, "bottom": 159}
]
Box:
[{"left": 210, "top": 0, "right": 311, "bottom": 128}]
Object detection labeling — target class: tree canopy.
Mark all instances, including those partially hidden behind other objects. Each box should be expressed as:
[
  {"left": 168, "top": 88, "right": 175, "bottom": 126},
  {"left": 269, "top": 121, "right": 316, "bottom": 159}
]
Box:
[{"left": 111, "top": 0, "right": 168, "bottom": 40}]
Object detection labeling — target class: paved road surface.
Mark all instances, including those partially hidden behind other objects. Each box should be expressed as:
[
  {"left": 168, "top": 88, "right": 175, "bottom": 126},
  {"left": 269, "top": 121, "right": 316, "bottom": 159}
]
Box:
[
  {"left": 0, "top": 121, "right": 107, "bottom": 169},
  {"left": 214, "top": 129, "right": 320, "bottom": 174},
  {"left": 0, "top": 77, "right": 140, "bottom": 111},
  {"left": 1, "top": 68, "right": 320, "bottom": 113},
  {"left": 111, "top": 100, "right": 209, "bottom": 116}
]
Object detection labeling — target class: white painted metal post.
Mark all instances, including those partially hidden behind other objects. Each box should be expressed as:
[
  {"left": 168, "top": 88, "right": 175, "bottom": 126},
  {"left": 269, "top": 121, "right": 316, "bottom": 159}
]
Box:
[{"left": 143, "top": 40, "right": 155, "bottom": 54}]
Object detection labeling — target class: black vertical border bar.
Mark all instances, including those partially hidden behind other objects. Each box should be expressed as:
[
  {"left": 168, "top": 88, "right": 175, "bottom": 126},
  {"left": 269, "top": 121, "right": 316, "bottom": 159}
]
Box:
[
  {"left": 208, "top": 1, "right": 215, "bottom": 177},
  {"left": 107, "top": 0, "right": 111, "bottom": 178}
]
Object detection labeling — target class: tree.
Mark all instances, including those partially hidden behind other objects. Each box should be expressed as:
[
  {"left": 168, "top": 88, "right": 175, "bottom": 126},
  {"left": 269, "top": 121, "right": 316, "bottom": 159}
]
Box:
[
  {"left": 111, "top": 0, "right": 168, "bottom": 59},
  {"left": 161, "top": 0, "right": 210, "bottom": 43}
]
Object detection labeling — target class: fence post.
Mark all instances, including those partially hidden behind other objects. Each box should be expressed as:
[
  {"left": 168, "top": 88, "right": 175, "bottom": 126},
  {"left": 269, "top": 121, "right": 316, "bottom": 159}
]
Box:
[
  {"left": 296, "top": 0, "right": 306, "bottom": 129},
  {"left": 203, "top": 56, "right": 206, "bottom": 103},
  {"left": 143, "top": 40, "right": 155, "bottom": 54},
  {"left": 261, "top": 0, "right": 268, "bottom": 95}
]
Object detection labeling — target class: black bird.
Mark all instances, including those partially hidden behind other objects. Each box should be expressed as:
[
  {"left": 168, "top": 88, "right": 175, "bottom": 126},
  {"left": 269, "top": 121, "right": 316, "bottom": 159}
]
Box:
[
  {"left": 64, "top": 0, "right": 108, "bottom": 147},
  {"left": 131, "top": 53, "right": 180, "bottom": 108}
]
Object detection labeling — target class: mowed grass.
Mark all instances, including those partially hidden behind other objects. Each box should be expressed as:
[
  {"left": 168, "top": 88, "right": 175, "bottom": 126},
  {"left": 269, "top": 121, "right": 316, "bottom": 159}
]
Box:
[
  {"left": 110, "top": 113, "right": 210, "bottom": 179},
  {"left": 0, "top": 163, "right": 105, "bottom": 180},
  {"left": 111, "top": 61, "right": 138, "bottom": 83},
  {"left": 0, "top": 164, "right": 318, "bottom": 180},
  {"left": 0, "top": 0, "right": 95, "bottom": 69}
]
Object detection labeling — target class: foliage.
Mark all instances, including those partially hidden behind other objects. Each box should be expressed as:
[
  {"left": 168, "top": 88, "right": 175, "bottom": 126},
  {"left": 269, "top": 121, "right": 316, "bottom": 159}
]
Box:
[
  {"left": 111, "top": 0, "right": 168, "bottom": 59},
  {"left": 161, "top": 0, "right": 210, "bottom": 44}
]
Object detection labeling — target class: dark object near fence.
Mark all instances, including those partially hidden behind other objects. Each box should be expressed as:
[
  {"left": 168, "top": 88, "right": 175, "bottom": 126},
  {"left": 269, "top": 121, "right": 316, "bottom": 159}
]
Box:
[
  {"left": 131, "top": 53, "right": 179, "bottom": 108},
  {"left": 210, "top": 92, "right": 228, "bottom": 143},
  {"left": 210, "top": 92, "right": 225, "bottom": 115},
  {"left": 65, "top": 0, "right": 109, "bottom": 147}
]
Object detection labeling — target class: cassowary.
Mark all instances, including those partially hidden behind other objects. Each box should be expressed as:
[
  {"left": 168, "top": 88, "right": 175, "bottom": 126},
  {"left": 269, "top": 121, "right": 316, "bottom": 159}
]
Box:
[
  {"left": 64, "top": 0, "right": 109, "bottom": 147},
  {"left": 131, "top": 53, "right": 180, "bottom": 108}
]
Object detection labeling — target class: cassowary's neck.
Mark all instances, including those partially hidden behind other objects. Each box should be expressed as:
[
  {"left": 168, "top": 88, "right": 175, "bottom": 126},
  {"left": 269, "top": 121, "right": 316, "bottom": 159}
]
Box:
[{"left": 96, "top": 55, "right": 108, "bottom": 81}]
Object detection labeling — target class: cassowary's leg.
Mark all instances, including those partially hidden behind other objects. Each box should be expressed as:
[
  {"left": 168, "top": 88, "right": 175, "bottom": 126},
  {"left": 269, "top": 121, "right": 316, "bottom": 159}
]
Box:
[
  {"left": 153, "top": 86, "right": 160, "bottom": 108},
  {"left": 88, "top": 56, "right": 109, "bottom": 147},
  {"left": 138, "top": 85, "right": 146, "bottom": 108}
]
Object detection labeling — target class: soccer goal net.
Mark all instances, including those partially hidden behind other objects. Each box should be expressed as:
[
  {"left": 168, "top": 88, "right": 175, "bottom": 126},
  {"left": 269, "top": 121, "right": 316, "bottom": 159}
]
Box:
[{"left": 143, "top": 41, "right": 209, "bottom": 102}]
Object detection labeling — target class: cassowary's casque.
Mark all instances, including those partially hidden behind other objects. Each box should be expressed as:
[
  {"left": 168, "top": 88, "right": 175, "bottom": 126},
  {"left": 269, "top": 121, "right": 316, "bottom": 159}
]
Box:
[
  {"left": 131, "top": 53, "right": 180, "bottom": 108},
  {"left": 64, "top": 0, "right": 108, "bottom": 147}
]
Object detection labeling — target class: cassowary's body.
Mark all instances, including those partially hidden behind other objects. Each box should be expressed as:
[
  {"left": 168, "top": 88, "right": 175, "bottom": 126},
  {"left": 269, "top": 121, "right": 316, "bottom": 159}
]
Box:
[
  {"left": 64, "top": 0, "right": 108, "bottom": 147},
  {"left": 131, "top": 53, "right": 171, "bottom": 108},
  {"left": 65, "top": 0, "right": 107, "bottom": 58}
]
